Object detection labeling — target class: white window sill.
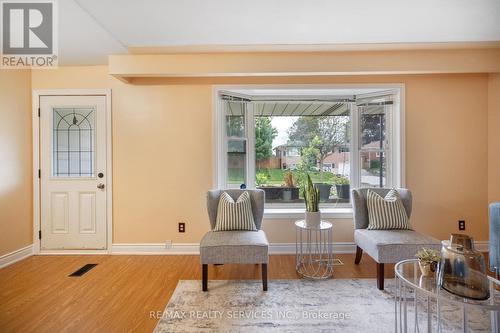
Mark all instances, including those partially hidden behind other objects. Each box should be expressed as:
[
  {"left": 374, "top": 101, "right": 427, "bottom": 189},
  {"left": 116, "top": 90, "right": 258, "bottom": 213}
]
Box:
[{"left": 263, "top": 208, "right": 353, "bottom": 220}]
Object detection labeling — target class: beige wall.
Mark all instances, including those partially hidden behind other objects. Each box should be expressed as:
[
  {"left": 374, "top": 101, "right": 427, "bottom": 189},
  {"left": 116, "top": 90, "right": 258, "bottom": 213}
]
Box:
[
  {"left": 488, "top": 73, "right": 500, "bottom": 203},
  {"left": 0, "top": 70, "right": 33, "bottom": 256},
  {"left": 31, "top": 67, "right": 490, "bottom": 245}
]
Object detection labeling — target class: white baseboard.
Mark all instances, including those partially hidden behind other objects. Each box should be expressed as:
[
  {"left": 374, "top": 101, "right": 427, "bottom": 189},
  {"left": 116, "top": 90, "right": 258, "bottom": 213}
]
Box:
[
  {"left": 111, "top": 242, "right": 356, "bottom": 255},
  {"left": 111, "top": 243, "right": 200, "bottom": 255},
  {"left": 6, "top": 241, "right": 488, "bottom": 260},
  {"left": 38, "top": 250, "right": 109, "bottom": 255},
  {"left": 0, "top": 244, "right": 34, "bottom": 269},
  {"left": 111, "top": 241, "right": 490, "bottom": 256}
]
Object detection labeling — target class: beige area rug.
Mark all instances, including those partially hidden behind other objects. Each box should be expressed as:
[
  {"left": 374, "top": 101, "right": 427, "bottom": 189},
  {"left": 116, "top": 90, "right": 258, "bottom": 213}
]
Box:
[{"left": 153, "top": 279, "right": 495, "bottom": 333}]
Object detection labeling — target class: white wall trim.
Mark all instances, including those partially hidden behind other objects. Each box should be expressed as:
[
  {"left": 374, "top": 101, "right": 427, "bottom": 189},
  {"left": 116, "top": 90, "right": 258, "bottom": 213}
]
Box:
[
  {"left": 112, "top": 243, "right": 201, "bottom": 255},
  {"left": 37, "top": 250, "right": 109, "bottom": 255},
  {"left": 37, "top": 241, "right": 492, "bottom": 255},
  {"left": 32, "top": 91, "right": 40, "bottom": 254},
  {"left": 0, "top": 245, "right": 34, "bottom": 269},
  {"left": 0, "top": 242, "right": 489, "bottom": 264},
  {"left": 111, "top": 241, "right": 489, "bottom": 255},
  {"left": 111, "top": 242, "right": 356, "bottom": 255},
  {"left": 212, "top": 83, "right": 405, "bottom": 191},
  {"left": 32, "top": 89, "right": 113, "bottom": 254},
  {"left": 264, "top": 207, "right": 353, "bottom": 220}
]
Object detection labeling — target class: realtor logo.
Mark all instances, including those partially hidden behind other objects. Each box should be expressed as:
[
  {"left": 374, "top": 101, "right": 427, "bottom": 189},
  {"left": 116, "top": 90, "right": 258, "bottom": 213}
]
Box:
[{"left": 1, "top": 0, "right": 58, "bottom": 68}]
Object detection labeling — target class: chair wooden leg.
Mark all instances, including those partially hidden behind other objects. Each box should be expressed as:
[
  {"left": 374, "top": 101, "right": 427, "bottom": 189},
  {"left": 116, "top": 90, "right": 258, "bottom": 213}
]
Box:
[
  {"left": 262, "top": 263, "right": 268, "bottom": 291},
  {"left": 202, "top": 264, "right": 208, "bottom": 292},
  {"left": 354, "top": 246, "right": 363, "bottom": 264},
  {"left": 377, "top": 263, "right": 385, "bottom": 290}
]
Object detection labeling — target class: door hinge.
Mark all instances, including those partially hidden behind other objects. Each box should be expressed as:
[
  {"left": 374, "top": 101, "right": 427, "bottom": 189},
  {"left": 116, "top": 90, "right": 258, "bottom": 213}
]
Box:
[
  {"left": 38, "top": 169, "right": 41, "bottom": 178},
  {"left": 38, "top": 108, "right": 40, "bottom": 117},
  {"left": 38, "top": 230, "right": 42, "bottom": 240}
]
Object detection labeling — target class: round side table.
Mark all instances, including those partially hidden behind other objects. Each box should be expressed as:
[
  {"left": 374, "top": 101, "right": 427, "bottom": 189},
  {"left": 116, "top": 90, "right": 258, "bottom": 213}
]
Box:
[
  {"left": 295, "top": 220, "right": 333, "bottom": 280},
  {"left": 395, "top": 259, "right": 500, "bottom": 333}
]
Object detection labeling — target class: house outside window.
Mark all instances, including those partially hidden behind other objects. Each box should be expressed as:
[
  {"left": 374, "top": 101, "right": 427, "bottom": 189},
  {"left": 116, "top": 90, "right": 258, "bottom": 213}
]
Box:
[{"left": 215, "top": 86, "right": 404, "bottom": 217}]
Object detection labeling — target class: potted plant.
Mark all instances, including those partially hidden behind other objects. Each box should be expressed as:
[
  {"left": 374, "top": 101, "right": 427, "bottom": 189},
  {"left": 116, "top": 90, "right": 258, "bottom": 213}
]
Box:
[
  {"left": 304, "top": 173, "right": 321, "bottom": 227},
  {"left": 256, "top": 170, "right": 281, "bottom": 200},
  {"left": 415, "top": 248, "right": 440, "bottom": 277},
  {"left": 314, "top": 182, "right": 333, "bottom": 202},
  {"left": 282, "top": 170, "right": 299, "bottom": 201},
  {"left": 335, "top": 176, "right": 350, "bottom": 200},
  {"left": 256, "top": 172, "right": 269, "bottom": 187}
]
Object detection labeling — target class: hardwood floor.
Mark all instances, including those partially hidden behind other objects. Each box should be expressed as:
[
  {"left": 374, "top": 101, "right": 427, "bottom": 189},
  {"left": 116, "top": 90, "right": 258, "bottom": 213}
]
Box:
[{"left": 0, "top": 254, "right": 392, "bottom": 333}]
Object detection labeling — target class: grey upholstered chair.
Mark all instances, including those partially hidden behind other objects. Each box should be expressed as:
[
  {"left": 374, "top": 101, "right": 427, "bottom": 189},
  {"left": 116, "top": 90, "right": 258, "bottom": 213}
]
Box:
[
  {"left": 352, "top": 188, "right": 440, "bottom": 290},
  {"left": 490, "top": 203, "right": 500, "bottom": 279},
  {"left": 200, "top": 189, "right": 269, "bottom": 291}
]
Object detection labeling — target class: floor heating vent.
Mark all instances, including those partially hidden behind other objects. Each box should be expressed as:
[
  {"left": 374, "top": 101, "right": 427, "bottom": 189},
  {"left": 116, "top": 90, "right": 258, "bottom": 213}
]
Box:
[{"left": 69, "top": 264, "right": 98, "bottom": 277}]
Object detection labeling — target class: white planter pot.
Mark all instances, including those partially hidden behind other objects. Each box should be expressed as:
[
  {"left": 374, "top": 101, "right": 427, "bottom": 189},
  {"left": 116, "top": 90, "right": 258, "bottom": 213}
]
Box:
[{"left": 305, "top": 211, "right": 321, "bottom": 228}]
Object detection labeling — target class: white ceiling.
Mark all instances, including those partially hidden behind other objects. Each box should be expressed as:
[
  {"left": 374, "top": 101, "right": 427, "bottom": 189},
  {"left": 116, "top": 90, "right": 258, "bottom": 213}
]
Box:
[
  {"left": 55, "top": 0, "right": 500, "bottom": 65},
  {"left": 58, "top": 0, "right": 126, "bottom": 65}
]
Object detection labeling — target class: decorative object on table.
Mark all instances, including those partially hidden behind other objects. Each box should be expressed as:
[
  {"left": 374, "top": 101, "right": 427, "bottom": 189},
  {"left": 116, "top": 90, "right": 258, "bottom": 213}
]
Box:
[
  {"left": 201, "top": 189, "right": 268, "bottom": 292},
  {"left": 295, "top": 220, "right": 334, "bottom": 279},
  {"left": 437, "top": 233, "right": 490, "bottom": 300},
  {"left": 366, "top": 189, "right": 410, "bottom": 230},
  {"left": 334, "top": 175, "right": 350, "bottom": 200},
  {"left": 304, "top": 173, "right": 321, "bottom": 227},
  {"left": 415, "top": 247, "right": 440, "bottom": 277},
  {"left": 351, "top": 187, "right": 441, "bottom": 290}
]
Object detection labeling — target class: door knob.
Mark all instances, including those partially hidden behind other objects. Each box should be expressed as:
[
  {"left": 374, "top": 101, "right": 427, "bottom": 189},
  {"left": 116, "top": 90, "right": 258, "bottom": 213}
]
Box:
[{"left": 97, "top": 183, "right": 105, "bottom": 189}]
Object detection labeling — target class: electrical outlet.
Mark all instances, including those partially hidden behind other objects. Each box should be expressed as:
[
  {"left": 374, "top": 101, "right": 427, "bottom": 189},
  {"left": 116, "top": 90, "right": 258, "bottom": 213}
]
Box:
[
  {"left": 458, "top": 220, "right": 465, "bottom": 231},
  {"left": 178, "top": 222, "right": 185, "bottom": 233},
  {"left": 165, "top": 240, "right": 172, "bottom": 249}
]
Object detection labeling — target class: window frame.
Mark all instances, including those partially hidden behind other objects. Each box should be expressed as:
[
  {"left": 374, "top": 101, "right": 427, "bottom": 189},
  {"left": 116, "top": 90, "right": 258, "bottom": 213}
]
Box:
[{"left": 213, "top": 84, "right": 405, "bottom": 219}]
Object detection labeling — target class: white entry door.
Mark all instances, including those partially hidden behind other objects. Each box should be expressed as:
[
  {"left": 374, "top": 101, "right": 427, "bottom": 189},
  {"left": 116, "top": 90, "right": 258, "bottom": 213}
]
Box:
[{"left": 39, "top": 95, "right": 107, "bottom": 250}]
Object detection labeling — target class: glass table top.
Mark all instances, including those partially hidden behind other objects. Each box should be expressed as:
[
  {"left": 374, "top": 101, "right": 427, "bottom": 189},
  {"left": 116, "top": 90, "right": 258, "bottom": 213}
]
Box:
[
  {"left": 395, "top": 259, "right": 500, "bottom": 310},
  {"left": 295, "top": 220, "right": 332, "bottom": 230}
]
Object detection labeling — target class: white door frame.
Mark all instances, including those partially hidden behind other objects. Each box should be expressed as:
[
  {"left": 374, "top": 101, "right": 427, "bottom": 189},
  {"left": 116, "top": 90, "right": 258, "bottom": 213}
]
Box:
[{"left": 32, "top": 89, "right": 113, "bottom": 254}]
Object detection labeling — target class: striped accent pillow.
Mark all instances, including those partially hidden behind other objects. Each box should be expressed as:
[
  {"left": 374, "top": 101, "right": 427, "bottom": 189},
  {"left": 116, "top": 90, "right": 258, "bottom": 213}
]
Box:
[
  {"left": 214, "top": 191, "right": 257, "bottom": 231},
  {"left": 366, "top": 189, "right": 410, "bottom": 230}
]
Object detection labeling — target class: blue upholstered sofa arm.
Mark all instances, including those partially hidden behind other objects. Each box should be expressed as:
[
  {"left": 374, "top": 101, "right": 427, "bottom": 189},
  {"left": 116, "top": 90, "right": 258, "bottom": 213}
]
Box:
[{"left": 490, "top": 203, "right": 500, "bottom": 273}]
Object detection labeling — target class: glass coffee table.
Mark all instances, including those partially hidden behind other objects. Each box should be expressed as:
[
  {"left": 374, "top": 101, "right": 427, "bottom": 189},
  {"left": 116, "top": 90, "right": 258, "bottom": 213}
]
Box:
[
  {"left": 395, "top": 259, "right": 500, "bottom": 332},
  {"left": 295, "top": 220, "right": 334, "bottom": 280}
]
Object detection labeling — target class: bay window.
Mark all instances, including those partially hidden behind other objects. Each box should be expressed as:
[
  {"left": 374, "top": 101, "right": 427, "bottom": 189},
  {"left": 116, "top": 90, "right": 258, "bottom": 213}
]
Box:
[{"left": 215, "top": 86, "right": 404, "bottom": 217}]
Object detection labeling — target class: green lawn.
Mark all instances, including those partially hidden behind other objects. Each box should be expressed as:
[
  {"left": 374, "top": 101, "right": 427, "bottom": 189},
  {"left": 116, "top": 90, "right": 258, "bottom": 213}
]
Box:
[
  {"left": 256, "top": 168, "right": 335, "bottom": 186},
  {"left": 228, "top": 168, "right": 341, "bottom": 186},
  {"left": 228, "top": 169, "right": 245, "bottom": 183}
]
